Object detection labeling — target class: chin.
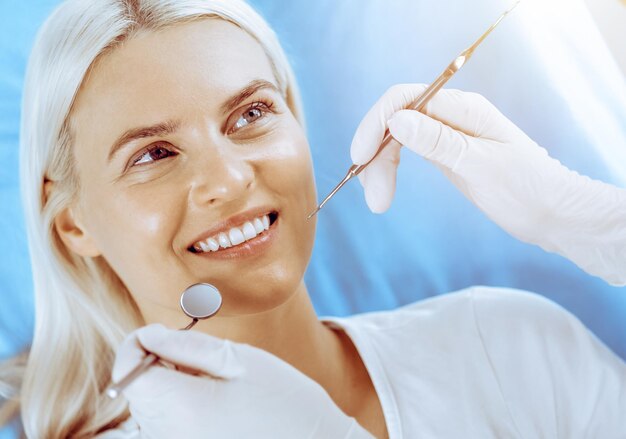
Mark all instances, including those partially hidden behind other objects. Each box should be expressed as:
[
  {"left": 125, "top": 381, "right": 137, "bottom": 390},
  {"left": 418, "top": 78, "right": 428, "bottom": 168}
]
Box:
[{"left": 206, "top": 271, "right": 306, "bottom": 316}]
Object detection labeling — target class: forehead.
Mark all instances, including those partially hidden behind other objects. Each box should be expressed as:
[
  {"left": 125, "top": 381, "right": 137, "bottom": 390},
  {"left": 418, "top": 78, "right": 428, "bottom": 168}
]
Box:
[{"left": 71, "top": 18, "right": 276, "bottom": 139}]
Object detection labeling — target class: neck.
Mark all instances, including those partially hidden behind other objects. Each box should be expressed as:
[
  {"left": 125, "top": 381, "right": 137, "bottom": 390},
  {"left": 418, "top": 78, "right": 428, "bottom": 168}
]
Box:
[{"left": 203, "top": 282, "right": 336, "bottom": 372}]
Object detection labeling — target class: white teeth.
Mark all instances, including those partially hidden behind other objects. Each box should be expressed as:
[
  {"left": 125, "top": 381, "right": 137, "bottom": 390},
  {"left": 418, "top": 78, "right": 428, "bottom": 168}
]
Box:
[
  {"left": 207, "top": 237, "right": 220, "bottom": 252},
  {"left": 229, "top": 227, "right": 245, "bottom": 246},
  {"left": 242, "top": 222, "right": 257, "bottom": 240},
  {"left": 218, "top": 232, "right": 232, "bottom": 248},
  {"left": 253, "top": 218, "right": 264, "bottom": 234},
  {"left": 193, "top": 213, "right": 275, "bottom": 253}
]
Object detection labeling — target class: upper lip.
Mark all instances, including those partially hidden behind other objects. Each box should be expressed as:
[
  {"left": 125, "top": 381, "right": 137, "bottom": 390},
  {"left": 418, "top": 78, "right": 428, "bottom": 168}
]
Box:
[{"left": 186, "top": 205, "right": 277, "bottom": 250}]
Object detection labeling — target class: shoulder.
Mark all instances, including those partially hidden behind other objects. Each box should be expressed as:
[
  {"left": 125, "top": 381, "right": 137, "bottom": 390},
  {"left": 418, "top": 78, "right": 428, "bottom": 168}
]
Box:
[
  {"left": 341, "top": 287, "right": 626, "bottom": 433},
  {"left": 465, "top": 285, "right": 626, "bottom": 373},
  {"left": 466, "top": 285, "right": 582, "bottom": 340},
  {"left": 335, "top": 285, "right": 563, "bottom": 333},
  {"left": 465, "top": 286, "right": 613, "bottom": 360},
  {"left": 338, "top": 285, "right": 624, "bottom": 372},
  {"left": 466, "top": 285, "right": 571, "bottom": 323},
  {"left": 465, "top": 289, "right": 626, "bottom": 434}
]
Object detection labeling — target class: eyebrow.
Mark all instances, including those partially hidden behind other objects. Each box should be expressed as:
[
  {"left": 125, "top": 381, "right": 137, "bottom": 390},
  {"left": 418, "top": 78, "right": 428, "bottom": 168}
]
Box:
[
  {"left": 219, "top": 79, "right": 280, "bottom": 115},
  {"left": 107, "top": 79, "right": 280, "bottom": 164},
  {"left": 108, "top": 119, "right": 181, "bottom": 163}
]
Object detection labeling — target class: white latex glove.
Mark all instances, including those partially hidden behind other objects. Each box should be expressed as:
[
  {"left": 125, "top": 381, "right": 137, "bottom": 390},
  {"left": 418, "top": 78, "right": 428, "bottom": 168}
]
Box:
[
  {"left": 351, "top": 84, "right": 626, "bottom": 286},
  {"left": 111, "top": 324, "right": 373, "bottom": 439}
]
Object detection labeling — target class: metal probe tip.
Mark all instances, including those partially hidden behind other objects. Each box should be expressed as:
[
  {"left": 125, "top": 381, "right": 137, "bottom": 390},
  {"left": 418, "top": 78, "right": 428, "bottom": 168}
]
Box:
[
  {"left": 306, "top": 207, "right": 320, "bottom": 220},
  {"left": 502, "top": 1, "right": 521, "bottom": 19},
  {"left": 307, "top": 168, "right": 355, "bottom": 219}
]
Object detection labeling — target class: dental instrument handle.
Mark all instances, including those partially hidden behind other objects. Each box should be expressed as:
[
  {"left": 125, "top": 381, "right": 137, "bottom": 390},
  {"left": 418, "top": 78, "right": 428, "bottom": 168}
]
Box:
[
  {"left": 106, "top": 318, "right": 200, "bottom": 399},
  {"left": 351, "top": 57, "right": 464, "bottom": 177},
  {"left": 307, "top": 1, "right": 520, "bottom": 219},
  {"left": 106, "top": 353, "right": 159, "bottom": 399},
  {"left": 305, "top": 59, "right": 463, "bottom": 219}
]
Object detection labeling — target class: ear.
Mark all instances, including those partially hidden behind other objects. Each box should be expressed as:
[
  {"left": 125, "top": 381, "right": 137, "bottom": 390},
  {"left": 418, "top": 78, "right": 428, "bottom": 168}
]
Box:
[{"left": 45, "top": 181, "right": 101, "bottom": 258}]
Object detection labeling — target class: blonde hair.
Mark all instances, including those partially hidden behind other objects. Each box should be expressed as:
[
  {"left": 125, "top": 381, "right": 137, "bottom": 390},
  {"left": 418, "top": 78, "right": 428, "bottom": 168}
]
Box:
[{"left": 0, "top": 0, "right": 303, "bottom": 436}]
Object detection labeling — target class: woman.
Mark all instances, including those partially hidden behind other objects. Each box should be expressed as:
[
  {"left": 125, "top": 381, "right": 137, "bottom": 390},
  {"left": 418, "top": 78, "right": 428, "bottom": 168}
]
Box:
[{"left": 1, "top": 0, "right": 625, "bottom": 437}]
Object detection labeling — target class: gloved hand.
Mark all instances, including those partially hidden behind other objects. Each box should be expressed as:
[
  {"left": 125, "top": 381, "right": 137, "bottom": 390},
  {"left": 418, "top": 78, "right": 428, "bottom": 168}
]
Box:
[
  {"left": 350, "top": 84, "right": 626, "bottom": 286},
  {"left": 112, "top": 324, "right": 374, "bottom": 439}
]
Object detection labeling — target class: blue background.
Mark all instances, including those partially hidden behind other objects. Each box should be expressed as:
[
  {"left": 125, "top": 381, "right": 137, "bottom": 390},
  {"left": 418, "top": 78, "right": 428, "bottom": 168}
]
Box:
[{"left": 2, "top": 0, "right": 626, "bottom": 437}]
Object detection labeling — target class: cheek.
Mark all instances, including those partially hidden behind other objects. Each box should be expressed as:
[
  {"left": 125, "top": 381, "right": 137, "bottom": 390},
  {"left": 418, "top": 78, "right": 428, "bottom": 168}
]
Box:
[
  {"left": 259, "top": 124, "right": 316, "bottom": 202},
  {"left": 79, "top": 172, "right": 187, "bottom": 281},
  {"left": 258, "top": 125, "right": 317, "bottom": 250}
]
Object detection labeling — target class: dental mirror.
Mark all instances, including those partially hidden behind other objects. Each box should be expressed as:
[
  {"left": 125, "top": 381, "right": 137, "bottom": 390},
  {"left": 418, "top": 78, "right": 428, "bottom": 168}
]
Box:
[
  {"left": 180, "top": 282, "right": 222, "bottom": 329},
  {"left": 106, "top": 282, "right": 223, "bottom": 398}
]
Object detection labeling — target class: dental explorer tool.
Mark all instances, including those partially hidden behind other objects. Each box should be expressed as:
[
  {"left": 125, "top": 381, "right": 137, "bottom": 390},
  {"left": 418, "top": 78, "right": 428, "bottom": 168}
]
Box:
[
  {"left": 307, "top": 1, "right": 521, "bottom": 220},
  {"left": 106, "top": 283, "right": 223, "bottom": 399}
]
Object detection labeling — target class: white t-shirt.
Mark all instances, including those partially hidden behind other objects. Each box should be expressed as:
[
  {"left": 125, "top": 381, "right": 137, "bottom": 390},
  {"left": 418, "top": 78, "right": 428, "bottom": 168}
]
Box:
[
  {"left": 323, "top": 286, "right": 626, "bottom": 438},
  {"left": 100, "top": 286, "right": 626, "bottom": 438}
]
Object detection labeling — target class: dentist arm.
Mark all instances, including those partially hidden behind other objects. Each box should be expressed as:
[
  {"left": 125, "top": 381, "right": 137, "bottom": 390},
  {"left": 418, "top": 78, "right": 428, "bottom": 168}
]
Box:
[
  {"left": 350, "top": 84, "right": 626, "bottom": 286},
  {"left": 110, "top": 324, "right": 374, "bottom": 439}
]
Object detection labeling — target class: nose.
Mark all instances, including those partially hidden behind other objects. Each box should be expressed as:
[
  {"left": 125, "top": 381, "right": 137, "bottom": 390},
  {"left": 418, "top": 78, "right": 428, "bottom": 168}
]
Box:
[{"left": 188, "top": 147, "right": 255, "bottom": 208}]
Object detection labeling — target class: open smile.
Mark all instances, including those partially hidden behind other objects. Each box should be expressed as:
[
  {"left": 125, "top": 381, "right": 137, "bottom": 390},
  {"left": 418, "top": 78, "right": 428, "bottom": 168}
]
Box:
[{"left": 188, "top": 211, "right": 279, "bottom": 260}]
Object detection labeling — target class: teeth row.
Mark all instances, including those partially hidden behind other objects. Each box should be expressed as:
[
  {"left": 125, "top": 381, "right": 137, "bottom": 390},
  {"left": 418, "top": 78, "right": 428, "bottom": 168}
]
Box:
[{"left": 194, "top": 214, "right": 271, "bottom": 253}]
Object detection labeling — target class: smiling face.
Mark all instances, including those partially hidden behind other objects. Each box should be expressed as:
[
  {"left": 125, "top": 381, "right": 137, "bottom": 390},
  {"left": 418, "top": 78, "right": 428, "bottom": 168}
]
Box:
[{"left": 64, "top": 19, "right": 317, "bottom": 319}]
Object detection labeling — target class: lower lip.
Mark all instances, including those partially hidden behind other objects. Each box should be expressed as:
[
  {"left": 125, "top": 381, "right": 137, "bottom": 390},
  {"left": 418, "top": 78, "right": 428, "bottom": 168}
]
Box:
[{"left": 190, "top": 217, "right": 279, "bottom": 260}]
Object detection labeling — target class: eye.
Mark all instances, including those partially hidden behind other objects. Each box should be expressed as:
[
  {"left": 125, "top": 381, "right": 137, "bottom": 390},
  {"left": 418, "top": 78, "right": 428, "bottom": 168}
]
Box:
[
  {"left": 228, "top": 101, "right": 273, "bottom": 134},
  {"left": 131, "top": 142, "right": 177, "bottom": 168}
]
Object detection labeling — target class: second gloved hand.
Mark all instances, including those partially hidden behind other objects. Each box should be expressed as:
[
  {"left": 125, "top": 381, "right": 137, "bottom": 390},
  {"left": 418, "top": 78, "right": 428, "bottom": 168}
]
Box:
[
  {"left": 350, "top": 84, "right": 626, "bottom": 286},
  {"left": 112, "top": 324, "right": 373, "bottom": 439}
]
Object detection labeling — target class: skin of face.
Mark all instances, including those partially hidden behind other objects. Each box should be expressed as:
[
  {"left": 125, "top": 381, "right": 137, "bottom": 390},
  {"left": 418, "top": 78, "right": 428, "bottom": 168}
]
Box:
[{"left": 66, "top": 19, "right": 318, "bottom": 322}]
